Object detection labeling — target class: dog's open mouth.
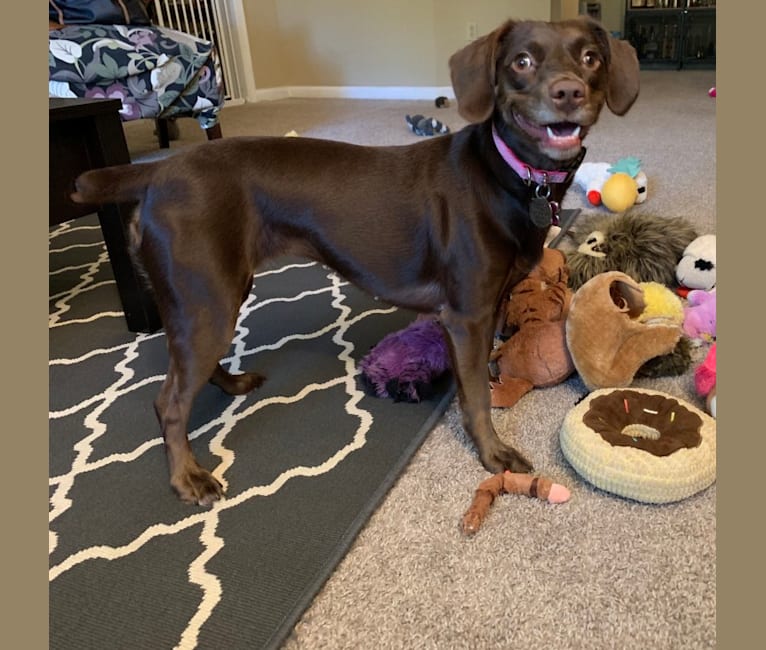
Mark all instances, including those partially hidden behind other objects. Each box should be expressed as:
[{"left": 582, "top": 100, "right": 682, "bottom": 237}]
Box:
[{"left": 513, "top": 111, "right": 584, "bottom": 151}]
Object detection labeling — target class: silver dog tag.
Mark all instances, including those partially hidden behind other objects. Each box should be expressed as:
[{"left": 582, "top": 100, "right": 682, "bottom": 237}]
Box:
[{"left": 529, "top": 197, "right": 552, "bottom": 229}]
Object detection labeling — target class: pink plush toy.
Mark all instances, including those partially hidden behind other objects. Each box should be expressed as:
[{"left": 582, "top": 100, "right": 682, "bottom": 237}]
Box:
[
  {"left": 683, "top": 289, "right": 716, "bottom": 341},
  {"left": 695, "top": 343, "right": 716, "bottom": 417}
]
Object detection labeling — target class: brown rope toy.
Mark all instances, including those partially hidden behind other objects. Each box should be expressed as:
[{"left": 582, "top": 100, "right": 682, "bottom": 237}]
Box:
[{"left": 461, "top": 471, "right": 571, "bottom": 536}]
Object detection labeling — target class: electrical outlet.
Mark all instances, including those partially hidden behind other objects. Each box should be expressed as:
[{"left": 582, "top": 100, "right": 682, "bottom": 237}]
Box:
[{"left": 467, "top": 22, "right": 478, "bottom": 41}]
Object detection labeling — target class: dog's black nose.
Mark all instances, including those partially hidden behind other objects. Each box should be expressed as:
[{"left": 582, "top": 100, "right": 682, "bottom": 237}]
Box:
[{"left": 550, "top": 79, "right": 586, "bottom": 112}]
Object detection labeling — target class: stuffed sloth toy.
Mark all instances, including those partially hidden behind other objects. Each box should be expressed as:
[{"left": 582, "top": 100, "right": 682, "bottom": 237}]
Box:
[{"left": 563, "top": 211, "right": 698, "bottom": 291}]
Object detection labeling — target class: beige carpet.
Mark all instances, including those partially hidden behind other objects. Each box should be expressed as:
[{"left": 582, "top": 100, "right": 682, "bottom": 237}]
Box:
[{"left": 123, "top": 69, "right": 717, "bottom": 649}]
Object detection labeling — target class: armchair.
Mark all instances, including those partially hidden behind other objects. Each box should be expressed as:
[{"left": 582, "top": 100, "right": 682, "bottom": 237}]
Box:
[{"left": 49, "top": 1, "right": 224, "bottom": 147}]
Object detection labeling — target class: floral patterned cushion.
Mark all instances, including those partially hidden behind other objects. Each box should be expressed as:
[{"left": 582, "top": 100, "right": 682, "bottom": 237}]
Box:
[{"left": 49, "top": 23, "right": 224, "bottom": 129}]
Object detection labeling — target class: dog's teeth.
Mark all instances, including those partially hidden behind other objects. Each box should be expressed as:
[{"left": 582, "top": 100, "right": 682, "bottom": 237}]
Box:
[{"left": 546, "top": 125, "right": 582, "bottom": 140}]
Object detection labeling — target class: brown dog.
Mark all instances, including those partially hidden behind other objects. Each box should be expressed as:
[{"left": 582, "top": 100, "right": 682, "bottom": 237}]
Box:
[{"left": 72, "top": 17, "right": 639, "bottom": 505}]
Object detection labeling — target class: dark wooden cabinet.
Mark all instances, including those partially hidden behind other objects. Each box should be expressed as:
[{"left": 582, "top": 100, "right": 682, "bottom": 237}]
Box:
[{"left": 624, "top": 1, "right": 715, "bottom": 69}]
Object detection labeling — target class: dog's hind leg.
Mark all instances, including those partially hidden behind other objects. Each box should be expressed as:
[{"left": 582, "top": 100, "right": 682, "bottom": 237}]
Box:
[
  {"left": 153, "top": 272, "right": 255, "bottom": 505},
  {"left": 155, "top": 356, "right": 224, "bottom": 505},
  {"left": 208, "top": 277, "right": 266, "bottom": 396}
]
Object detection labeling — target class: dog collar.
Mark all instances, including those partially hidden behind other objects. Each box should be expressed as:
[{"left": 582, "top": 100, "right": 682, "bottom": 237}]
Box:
[{"left": 491, "top": 124, "right": 578, "bottom": 186}]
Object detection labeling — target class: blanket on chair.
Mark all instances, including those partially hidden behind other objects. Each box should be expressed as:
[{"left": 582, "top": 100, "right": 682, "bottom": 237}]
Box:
[{"left": 49, "top": 23, "right": 224, "bottom": 130}]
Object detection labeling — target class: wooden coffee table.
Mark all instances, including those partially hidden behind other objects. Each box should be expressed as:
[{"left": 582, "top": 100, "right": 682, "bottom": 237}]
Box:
[{"left": 49, "top": 97, "right": 161, "bottom": 333}]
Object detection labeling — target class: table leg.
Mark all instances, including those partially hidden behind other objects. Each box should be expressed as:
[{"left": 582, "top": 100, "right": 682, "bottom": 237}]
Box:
[{"left": 90, "top": 112, "right": 162, "bottom": 333}]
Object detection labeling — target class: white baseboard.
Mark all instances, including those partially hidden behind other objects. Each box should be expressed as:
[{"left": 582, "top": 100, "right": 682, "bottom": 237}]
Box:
[{"left": 250, "top": 86, "right": 455, "bottom": 103}]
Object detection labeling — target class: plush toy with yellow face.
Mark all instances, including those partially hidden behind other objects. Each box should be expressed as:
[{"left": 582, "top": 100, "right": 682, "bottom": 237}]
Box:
[{"left": 573, "top": 157, "right": 647, "bottom": 212}]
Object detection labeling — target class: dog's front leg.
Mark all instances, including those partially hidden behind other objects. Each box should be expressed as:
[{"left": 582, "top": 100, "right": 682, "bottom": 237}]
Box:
[{"left": 442, "top": 311, "right": 534, "bottom": 474}]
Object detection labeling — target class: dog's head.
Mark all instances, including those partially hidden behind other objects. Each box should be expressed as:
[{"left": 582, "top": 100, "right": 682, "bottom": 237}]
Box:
[{"left": 449, "top": 17, "right": 640, "bottom": 163}]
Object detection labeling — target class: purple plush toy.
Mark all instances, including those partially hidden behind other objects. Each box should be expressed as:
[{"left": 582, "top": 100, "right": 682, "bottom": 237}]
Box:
[
  {"left": 682, "top": 289, "right": 716, "bottom": 342},
  {"left": 358, "top": 317, "right": 452, "bottom": 402}
]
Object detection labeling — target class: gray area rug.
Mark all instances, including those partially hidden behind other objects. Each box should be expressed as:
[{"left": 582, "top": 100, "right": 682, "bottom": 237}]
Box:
[{"left": 49, "top": 216, "right": 454, "bottom": 649}]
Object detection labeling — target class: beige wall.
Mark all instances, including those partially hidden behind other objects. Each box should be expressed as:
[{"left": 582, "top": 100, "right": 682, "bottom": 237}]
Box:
[
  {"left": 562, "top": 0, "right": 626, "bottom": 34},
  {"left": 551, "top": 0, "right": 581, "bottom": 21},
  {"left": 243, "top": 1, "right": 555, "bottom": 90},
  {"left": 600, "top": 0, "right": 627, "bottom": 36},
  {"left": 433, "top": 1, "right": 551, "bottom": 86}
]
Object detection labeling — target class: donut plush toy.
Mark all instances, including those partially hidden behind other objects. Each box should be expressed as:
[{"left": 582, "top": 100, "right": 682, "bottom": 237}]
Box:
[{"left": 560, "top": 388, "right": 716, "bottom": 503}]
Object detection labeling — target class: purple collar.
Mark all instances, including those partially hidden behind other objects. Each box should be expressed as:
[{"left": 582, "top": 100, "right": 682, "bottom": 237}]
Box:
[{"left": 491, "top": 124, "right": 573, "bottom": 186}]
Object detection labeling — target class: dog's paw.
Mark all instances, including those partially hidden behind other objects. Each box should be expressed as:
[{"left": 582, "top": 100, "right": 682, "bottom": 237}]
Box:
[
  {"left": 171, "top": 464, "right": 225, "bottom": 506},
  {"left": 479, "top": 442, "right": 533, "bottom": 475},
  {"left": 210, "top": 365, "right": 265, "bottom": 396}
]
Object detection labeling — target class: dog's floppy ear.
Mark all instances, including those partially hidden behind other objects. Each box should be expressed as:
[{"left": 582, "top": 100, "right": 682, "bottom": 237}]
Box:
[
  {"left": 587, "top": 18, "right": 640, "bottom": 115},
  {"left": 604, "top": 36, "right": 640, "bottom": 115},
  {"left": 449, "top": 20, "right": 515, "bottom": 123}
]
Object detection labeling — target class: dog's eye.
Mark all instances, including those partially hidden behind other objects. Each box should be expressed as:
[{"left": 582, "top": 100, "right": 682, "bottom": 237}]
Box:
[
  {"left": 581, "top": 50, "right": 600, "bottom": 69},
  {"left": 512, "top": 53, "right": 534, "bottom": 72}
]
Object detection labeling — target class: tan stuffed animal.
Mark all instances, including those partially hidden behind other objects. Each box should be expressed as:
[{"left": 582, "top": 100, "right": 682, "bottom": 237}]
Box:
[
  {"left": 490, "top": 248, "right": 576, "bottom": 407},
  {"left": 565, "top": 272, "right": 682, "bottom": 390}
]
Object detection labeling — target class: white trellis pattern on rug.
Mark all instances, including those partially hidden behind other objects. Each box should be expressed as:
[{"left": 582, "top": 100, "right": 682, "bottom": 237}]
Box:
[{"left": 49, "top": 216, "right": 433, "bottom": 649}]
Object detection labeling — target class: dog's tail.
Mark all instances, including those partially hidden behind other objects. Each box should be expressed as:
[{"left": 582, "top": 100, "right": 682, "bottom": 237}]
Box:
[{"left": 71, "top": 163, "right": 156, "bottom": 205}]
